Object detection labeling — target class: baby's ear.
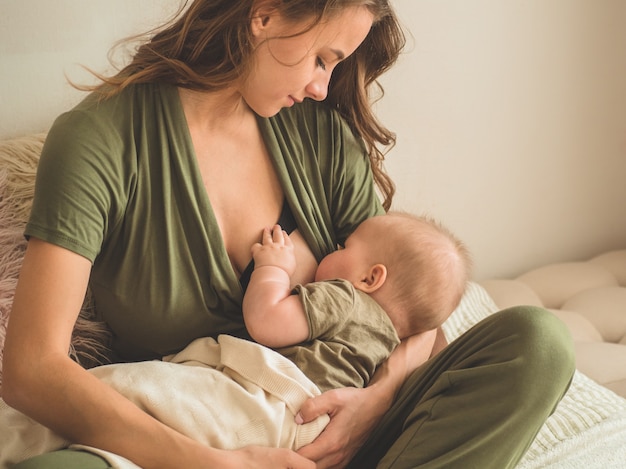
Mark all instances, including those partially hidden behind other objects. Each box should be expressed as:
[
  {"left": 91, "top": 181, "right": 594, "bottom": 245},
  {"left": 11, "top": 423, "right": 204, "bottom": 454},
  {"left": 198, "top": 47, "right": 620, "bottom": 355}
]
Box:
[{"left": 355, "top": 264, "right": 387, "bottom": 293}]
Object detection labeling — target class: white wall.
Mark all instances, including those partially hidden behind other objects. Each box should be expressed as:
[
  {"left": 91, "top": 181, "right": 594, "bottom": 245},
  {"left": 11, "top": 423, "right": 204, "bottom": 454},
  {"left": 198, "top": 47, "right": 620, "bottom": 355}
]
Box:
[
  {"left": 1, "top": 1, "right": 625, "bottom": 279},
  {"left": 0, "top": 0, "right": 181, "bottom": 137},
  {"left": 379, "top": 0, "right": 626, "bottom": 279}
]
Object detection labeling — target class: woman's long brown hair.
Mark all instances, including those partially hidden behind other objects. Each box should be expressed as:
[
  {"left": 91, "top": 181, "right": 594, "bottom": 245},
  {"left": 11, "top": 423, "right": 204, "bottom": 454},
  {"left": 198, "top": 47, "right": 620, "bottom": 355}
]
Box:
[{"left": 78, "top": 0, "right": 405, "bottom": 209}]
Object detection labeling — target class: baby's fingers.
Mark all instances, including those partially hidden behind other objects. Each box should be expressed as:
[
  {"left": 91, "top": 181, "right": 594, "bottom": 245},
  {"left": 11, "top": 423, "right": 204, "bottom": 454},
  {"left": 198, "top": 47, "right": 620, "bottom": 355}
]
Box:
[
  {"left": 271, "top": 225, "right": 283, "bottom": 243},
  {"left": 270, "top": 224, "right": 291, "bottom": 246},
  {"left": 260, "top": 226, "right": 274, "bottom": 245},
  {"left": 282, "top": 229, "right": 293, "bottom": 247}
]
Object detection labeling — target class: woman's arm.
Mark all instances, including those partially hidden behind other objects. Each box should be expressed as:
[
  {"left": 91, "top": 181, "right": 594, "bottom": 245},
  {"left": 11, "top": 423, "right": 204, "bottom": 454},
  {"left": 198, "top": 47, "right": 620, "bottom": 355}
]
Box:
[
  {"left": 242, "top": 225, "right": 310, "bottom": 348},
  {"left": 2, "top": 238, "right": 315, "bottom": 469},
  {"left": 369, "top": 329, "right": 438, "bottom": 390},
  {"left": 296, "top": 330, "right": 438, "bottom": 469}
]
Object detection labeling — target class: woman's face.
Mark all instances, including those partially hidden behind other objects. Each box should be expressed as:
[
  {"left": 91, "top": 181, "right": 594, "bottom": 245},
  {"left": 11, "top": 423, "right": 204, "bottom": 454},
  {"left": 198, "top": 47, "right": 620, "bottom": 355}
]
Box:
[{"left": 243, "top": 6, "right": 374, "bottom": 117}]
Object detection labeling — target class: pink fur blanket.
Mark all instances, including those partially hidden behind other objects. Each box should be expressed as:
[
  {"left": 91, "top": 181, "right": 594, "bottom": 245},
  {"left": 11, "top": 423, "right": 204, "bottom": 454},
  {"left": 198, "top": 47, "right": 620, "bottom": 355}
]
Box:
[{"left": 0, "top": 134, "right": 111, "bottom": 389}]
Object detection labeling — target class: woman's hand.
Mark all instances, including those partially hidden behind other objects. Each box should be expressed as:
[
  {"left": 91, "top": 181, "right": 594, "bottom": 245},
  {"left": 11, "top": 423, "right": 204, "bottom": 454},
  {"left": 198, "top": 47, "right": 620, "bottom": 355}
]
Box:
[
  {"left": 295, "top": 330, "right": 439, "bottom": 468},
  {"left": 295, "top": 384, "right": 391, "bottom": 469}
]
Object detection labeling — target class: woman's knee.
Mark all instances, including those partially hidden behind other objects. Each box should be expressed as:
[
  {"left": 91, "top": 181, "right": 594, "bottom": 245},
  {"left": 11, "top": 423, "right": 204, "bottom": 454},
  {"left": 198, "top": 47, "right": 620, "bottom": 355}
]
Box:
[{"left": 497, "top": 305, "right": 576, "bottom": 396}]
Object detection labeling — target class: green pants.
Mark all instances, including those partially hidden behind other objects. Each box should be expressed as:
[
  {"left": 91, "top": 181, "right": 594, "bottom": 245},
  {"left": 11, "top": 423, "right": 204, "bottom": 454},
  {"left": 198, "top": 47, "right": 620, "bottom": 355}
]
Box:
[{"left": 12, "top": 306, "right": 575, "bottom": 469}]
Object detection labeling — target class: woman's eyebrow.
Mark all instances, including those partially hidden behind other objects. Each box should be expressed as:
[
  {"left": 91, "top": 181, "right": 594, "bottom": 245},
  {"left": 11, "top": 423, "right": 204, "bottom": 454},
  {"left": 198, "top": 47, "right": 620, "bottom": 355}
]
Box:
[{"left": 331, "top": 48, "right": 345, "bottom": 61}]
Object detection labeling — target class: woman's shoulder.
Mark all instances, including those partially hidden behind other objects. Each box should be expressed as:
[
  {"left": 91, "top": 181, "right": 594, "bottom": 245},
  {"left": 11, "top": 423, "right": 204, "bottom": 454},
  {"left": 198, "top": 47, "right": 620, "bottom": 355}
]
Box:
[
  {"left": 53, "top": 83, "right": 174, "bottom": 133},
  {"left": 46, "top": 83, "right": 177, "bottom": 152},
  {"left": 271, "top": 99, "right": 352, "bottom": 136}
]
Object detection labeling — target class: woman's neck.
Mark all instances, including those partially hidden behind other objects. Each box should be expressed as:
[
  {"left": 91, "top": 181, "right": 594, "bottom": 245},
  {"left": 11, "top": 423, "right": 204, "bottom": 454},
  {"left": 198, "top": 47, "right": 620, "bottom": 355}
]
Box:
[{"left": 178, "top": 87, "right": 250, "bottom": 132}]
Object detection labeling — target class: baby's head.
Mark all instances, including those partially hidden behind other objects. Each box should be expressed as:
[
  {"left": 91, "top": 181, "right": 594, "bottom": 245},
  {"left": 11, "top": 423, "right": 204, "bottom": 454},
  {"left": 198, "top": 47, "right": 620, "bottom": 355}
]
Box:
[{"left": 316, "top": 212, "right": 472, "bottom": 338}]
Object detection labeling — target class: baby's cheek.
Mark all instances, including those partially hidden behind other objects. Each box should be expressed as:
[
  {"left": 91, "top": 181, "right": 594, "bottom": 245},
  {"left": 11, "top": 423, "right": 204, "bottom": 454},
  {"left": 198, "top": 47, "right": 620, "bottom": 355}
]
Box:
[{"left": 289, "top": 230, "right": 318, "bottom": 286}]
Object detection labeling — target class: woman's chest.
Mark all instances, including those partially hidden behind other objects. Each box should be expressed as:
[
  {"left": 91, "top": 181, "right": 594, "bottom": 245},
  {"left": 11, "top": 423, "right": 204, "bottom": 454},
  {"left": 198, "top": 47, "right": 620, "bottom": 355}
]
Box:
[{"left": 191, "top": 119, "right": 289, "bottom": 277}]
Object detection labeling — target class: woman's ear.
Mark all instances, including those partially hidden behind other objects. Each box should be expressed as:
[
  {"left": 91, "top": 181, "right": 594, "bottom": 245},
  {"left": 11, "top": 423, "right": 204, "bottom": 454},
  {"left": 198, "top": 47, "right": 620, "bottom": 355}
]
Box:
[
  {"left": 250, "top": 0, "right": 279, "bottom": 37},
  {"left": 355, "top": 264, "right": 387, "bottom": 293}
]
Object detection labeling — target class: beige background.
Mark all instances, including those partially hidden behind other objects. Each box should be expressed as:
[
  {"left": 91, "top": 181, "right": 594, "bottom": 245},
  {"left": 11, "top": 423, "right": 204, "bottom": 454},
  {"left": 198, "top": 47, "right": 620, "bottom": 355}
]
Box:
[{"left": 1, "top": 0, "right": 625, "bottom": 280}]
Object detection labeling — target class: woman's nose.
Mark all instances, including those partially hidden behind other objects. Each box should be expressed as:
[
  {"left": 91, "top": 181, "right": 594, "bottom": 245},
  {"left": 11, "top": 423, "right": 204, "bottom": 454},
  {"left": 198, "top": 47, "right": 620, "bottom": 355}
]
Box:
[{"left": 305, "top": 72, "right": 331, "bottom": 101}]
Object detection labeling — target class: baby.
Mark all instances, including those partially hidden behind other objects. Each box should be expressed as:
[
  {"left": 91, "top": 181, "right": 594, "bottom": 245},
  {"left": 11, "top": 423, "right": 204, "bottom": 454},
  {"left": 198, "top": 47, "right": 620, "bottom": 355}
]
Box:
[{"left": 243, "top": 211, "right": 472, "bottom": 392}]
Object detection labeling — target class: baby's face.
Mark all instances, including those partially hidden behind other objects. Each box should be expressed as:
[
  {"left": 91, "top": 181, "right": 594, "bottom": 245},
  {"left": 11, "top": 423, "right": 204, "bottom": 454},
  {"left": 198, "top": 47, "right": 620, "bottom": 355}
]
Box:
[{"left": 315, "top": 221, "right": 377, "bottom": 283}]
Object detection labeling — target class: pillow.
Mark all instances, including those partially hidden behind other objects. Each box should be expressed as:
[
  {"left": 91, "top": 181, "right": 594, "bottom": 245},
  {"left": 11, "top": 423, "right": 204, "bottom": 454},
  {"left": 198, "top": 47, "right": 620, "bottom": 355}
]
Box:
[
  {"left": 590, "top": 250, "right": 626, "bottom": 286},
  {"left": 0, "top": 134, "right": 111, "bottom": 389},
  {"left": 517, "top": 263, "right": 618, "bottom": 309},
  {"left": 562, "top": 287, "right": 626, "bottom": 344}
]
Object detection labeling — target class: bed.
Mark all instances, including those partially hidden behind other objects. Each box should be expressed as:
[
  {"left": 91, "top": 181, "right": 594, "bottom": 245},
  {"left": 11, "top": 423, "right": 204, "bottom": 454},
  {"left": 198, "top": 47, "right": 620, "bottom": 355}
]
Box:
[{"left": 1, "top": 134, "right": 625, "bottom": 468}]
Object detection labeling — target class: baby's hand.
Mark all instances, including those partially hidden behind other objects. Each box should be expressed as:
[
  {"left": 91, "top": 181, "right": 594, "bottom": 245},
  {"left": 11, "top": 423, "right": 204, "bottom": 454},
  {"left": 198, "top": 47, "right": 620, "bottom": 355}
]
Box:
[{"left": 251, "top": 225, "right": 296, "bottom": 276}]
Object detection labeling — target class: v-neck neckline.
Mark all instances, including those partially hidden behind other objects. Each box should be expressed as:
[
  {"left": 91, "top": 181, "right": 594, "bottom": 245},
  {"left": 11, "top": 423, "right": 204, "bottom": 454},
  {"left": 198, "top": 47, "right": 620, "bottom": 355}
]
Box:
[
  {"left": 169, "top": 84, "right": 292, "bottom": 296},
  {"left": 170, "top": 85, "right": 242, "bottom": 291}
]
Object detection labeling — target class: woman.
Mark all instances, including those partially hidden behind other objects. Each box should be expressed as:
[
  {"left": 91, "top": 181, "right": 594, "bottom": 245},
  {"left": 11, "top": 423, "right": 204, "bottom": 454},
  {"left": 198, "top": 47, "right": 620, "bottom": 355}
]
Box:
[{"left": 3, "top": 1, "right": 575, "bottom": 468}]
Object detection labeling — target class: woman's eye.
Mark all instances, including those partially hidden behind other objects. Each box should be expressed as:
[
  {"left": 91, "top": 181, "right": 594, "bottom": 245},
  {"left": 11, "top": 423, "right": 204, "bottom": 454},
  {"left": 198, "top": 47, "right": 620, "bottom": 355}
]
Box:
[{"left": 316, "top": 57, "right": 327, "bottom": 71}]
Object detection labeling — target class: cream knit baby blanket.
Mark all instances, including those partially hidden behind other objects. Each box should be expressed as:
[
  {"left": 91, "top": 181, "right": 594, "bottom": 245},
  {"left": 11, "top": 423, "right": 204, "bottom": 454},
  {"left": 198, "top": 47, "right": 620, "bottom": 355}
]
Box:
[{"left": 0, "top": 335, "right": 329, "bottom": 468}]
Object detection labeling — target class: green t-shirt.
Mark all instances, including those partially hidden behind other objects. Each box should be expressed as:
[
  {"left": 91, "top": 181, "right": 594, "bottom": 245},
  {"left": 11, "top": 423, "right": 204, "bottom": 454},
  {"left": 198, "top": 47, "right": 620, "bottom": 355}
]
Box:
[
  {"left": 280, "top": 279, "right": 400, "bottom": 393},
  {"left": 26, "top": 83, "right": 384, "bottom": 360}
]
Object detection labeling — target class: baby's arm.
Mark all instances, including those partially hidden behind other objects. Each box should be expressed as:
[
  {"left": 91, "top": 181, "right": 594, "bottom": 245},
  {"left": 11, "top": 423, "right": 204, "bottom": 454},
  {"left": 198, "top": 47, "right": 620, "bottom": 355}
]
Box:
[{"left": 242, "top": 225, "right": 310, "bottom": 348}]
